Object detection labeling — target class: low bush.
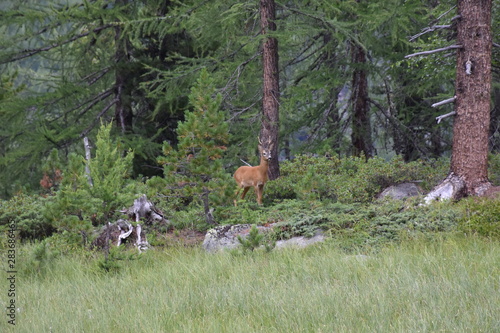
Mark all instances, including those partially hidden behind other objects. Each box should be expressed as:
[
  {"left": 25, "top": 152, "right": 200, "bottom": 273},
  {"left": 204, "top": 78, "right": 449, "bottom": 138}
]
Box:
[
  {"left": 217, "top": 198, "right": 462, "bottom": 252},
  {"left": 0, "top": 194, "right": 55, "bottom": 242},
  {"left": 458, "top": 197, "right": 500, "bottom": 239},
  {"left": 265, "top": 155, "right": 449, "bottom": 204}
]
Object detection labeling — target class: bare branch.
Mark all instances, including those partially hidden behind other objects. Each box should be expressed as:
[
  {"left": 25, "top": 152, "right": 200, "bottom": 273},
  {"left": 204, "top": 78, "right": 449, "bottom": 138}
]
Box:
[
  {"left": 405, "top": 45, "right": 462, "bottom": 59},
  {"left": 431, "top": 96, "right": 456, "bottom": 108},
  {"left": 80, "top": 97, "right": 118, "bottom": 138},
  {"left": 409, "top": 25, "right": 452, "bottom": 42},
  {"left": 436, "top": 111, "right": 456, "bottom": 124},
  {"left": 76, "top": 89, "right": 115, "bottom": 119},
  {"left": 369, "top": 97, "right": 429, "bottom": 158},
  {"left": 430, "top": 5, "right": 457, "bottom": 26}
]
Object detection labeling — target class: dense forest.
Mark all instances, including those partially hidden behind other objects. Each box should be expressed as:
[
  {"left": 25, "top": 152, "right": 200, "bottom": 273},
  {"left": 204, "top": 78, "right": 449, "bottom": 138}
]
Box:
[
  {"left": 1, "top": 2, "right": 500, "bottom": 330},
  {"left": 0, "top": 0, "right": 497, "bottom": 195},
  {"left": 1, "top": 0, "right": 499, "bottom": 242}
]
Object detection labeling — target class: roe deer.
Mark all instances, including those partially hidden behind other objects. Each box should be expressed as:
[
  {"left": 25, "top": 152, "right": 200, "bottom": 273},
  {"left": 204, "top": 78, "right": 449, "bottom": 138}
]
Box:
[{"left": 233, "top": 137, "right": 273, "bottom": 205}]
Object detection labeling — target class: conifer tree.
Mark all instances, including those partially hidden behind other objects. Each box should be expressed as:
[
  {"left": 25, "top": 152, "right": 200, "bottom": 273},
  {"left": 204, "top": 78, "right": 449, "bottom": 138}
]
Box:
[
  {"left": 153, "top": 69, "right": 231, "bottom": 224},
  {"left": 44, "top": 122, "right": 136, "bottom": 244},
  {"left": 0, "top": 0, "right": 198, "bottom": 197}
]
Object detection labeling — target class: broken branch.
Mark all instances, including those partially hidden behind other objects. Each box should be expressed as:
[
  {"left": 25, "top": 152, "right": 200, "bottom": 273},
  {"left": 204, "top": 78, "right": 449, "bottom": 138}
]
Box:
[
  {"left": 432, "top": 96, "right": 456, "bottom": 108},
  {"left": 436, "top": 111, "right": 456, "bottom": 124},
  {"left": 405, "top": 45, "right": 462, "bottom": 59},
  {"left": 409, "top": 25, "right": 452, "bottom": 42}
]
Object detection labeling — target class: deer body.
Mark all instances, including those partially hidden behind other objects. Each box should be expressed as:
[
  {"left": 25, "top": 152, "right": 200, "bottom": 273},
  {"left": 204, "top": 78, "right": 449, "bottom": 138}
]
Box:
[{"left": 234, "top": 138, "right": 272, "bottom": 205}]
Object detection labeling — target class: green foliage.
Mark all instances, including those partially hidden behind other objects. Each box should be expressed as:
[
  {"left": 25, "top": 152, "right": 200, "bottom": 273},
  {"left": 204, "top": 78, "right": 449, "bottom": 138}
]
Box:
[
  {"left": 266, "top": 155, "right": 449, "bottom": 203},
  {"left": 96, "top": 246, "right": 139, "bottom": 274},
  {"left": 488, "top": 153, "right": 500, "bottom": 186},
  {"left": 149, "top": 69, "right": 232, "bottom": 219},
  {"left": 459, "top": 198, "right": 500, "bottom": 239},
  {"left": 237, "top": 224, "right": 265, "bottom": 252},
  {"left": 368, "top": 201, "right": 460, "bottom": 244},
  {"left": 17, "top": 233, "right": 87, "bottom": 277},
  {"left": 43, "top": 122, "right": 138, "bottom": 244},
  {"left": 20, "top": 239, "right": 59, "bottom": 277},
  {"left": 218, "top": 198, "right": 461, "bottom": 251},
  {"left": 215, "top": 201, "right": 267, "bottom": 226},
  {"left": 0, "top": 194, "right": 55, "bottom": 241}
]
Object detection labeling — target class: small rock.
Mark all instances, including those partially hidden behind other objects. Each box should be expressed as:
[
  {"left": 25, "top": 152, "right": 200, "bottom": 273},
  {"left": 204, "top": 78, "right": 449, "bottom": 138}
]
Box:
[{"left": 275, "top": 232, "right": 325, "bottom": 249}]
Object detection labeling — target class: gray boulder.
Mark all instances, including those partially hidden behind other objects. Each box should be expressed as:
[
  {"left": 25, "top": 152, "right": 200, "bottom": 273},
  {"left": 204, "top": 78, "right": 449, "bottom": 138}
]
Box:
[
  {"left": 275, "top": 232, "right": 325, "bottom": 249},
  {"left": 377, "top": 182, "right": 423, "bottom": 200},
  {"left": 202, "top": 224, "right": 324, "bottom": 252}
]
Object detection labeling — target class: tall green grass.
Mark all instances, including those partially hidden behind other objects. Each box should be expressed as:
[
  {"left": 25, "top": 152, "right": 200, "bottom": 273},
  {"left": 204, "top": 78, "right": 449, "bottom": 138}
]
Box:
[{"left": 4, "top": 236, "right": 500, "bottom": 332}]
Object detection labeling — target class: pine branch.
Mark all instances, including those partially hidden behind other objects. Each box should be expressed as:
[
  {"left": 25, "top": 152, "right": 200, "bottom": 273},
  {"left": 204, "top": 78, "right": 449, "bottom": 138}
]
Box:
[
  {"left": 80, "top": 97, "right": 118, "bottom": 138},
  {"left": 369, "top": 97, "right": 429, "bottom": 157},
  {"left": 81, "top": 67, "right": 111, "bottom": 86},
  {"left": 76, "top": 89, "right": 115, "bottom": 119},
  {"left": 1, "top": 24, "right": 113, "bottom": 64},
  {"left": 283, "top": 33, "right": 323, "bottom": 68}
]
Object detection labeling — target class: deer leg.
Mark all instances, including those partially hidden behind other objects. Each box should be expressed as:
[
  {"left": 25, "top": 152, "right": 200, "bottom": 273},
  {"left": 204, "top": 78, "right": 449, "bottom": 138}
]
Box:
[
  {"left": 234, "top": 186, "right": 245, "bottom": 206},
  {"left": 234, "top": 186, "right": 249, "bottom": 206},
  {"left": 234, "top": 188, "right": 241, "bottom": 206},
  {"left": 256, "top": 184, "right": 264, "bottom": 205},
  {"left": 241, "top": 187, "right": 250, "bottom": 200}
]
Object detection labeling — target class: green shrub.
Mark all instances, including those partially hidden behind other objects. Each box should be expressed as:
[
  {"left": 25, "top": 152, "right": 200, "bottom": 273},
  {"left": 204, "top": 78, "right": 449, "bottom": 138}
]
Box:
[
  {"left": 0, "top": 194, "right": 55, "bottom": 241},
  {"left": 43, "top": 122, "right": 140, "bottom": 245},
  {"left": 369, "top": 201, "right": 460, "bottom": 242},
  {"left": 266, "top": 155, "right": 449, "bottom": 204},
  {"left": 459, "top": 198, "right": 500, "bottom": 239},
  {"left": 488, "top": 153, "right": 500, "bottom": 186}
]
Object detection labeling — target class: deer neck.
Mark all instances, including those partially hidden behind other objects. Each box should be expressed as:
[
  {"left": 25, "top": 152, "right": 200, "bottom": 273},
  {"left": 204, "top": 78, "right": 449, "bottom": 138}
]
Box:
[{"left": 259, "top": 156, "right": 269, "bottom": 172}]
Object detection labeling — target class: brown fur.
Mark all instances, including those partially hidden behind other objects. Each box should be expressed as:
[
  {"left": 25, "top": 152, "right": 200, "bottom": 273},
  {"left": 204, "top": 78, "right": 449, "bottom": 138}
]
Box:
[{"left": 234, "top": 139, "right": 272, "bottom": 205}]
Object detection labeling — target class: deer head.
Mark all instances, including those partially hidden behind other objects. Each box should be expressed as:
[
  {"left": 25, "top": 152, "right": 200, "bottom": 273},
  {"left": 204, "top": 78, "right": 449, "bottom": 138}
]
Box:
[{"left": 233, "top": 137, "right": 273, "bottom": 205}]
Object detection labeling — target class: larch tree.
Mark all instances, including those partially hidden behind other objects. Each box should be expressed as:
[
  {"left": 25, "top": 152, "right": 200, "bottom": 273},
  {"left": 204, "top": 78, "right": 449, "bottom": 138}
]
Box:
[
  {"left": 260, "top": 0, "right": 280, "bottom": 180},
  {"left": 0, "top": 0, "right": 199, "bottom": 196},
  {"left": 421, "top": 0, "right": 494, "bottom": 202}
]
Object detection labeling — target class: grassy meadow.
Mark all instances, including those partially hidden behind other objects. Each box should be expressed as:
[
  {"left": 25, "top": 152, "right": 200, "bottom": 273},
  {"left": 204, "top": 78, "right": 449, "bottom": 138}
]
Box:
[{"left": 4, "top": 235, "right": 500, "bottom": 332}]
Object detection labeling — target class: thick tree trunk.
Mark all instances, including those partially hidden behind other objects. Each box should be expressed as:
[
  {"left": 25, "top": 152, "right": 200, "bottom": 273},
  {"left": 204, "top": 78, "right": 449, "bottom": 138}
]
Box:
[
  {"left": 350, "top": 42, "right": 373, "bottom": 157},
  {"left": 425, "top": 0, "right": 492, "bottom": 202},
  {"left": 260, "top": 0, "right": 280, "bottom": 180},
  {"left": 450, "top": 0, "right": 492, "bottom": 196}
]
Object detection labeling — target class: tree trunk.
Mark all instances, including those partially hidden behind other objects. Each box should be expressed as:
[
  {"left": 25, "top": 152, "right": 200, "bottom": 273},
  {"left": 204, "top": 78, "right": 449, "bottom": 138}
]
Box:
[
  {"left": 350, "top": 42, "right": 373, "bottom": 157},
  {"left": 425, "top": 0, "right": 492, "bottom": 202},
  {"left": 114, "top": 0, "right": 133, "bottom": 134},
  {"left": 450, "top": 0, "right": 492, "bottom": 196},
  {"left": 260, "top": 0, "right": 280, "bottom": 180}
]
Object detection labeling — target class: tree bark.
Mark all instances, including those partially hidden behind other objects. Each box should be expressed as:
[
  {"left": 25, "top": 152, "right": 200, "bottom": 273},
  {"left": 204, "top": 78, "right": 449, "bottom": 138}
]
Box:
[
  {"left": 260, "top": 0, "right": 280, "bottom": 180},
  {"left": 350, "top": 42, "right": 373, "bottom": 157},
  {"left": 450, "top": 0, "right": 492, "bottom": 196},
  {"left": 425, "top": 0, "right": 492, "bottom": 202}
]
